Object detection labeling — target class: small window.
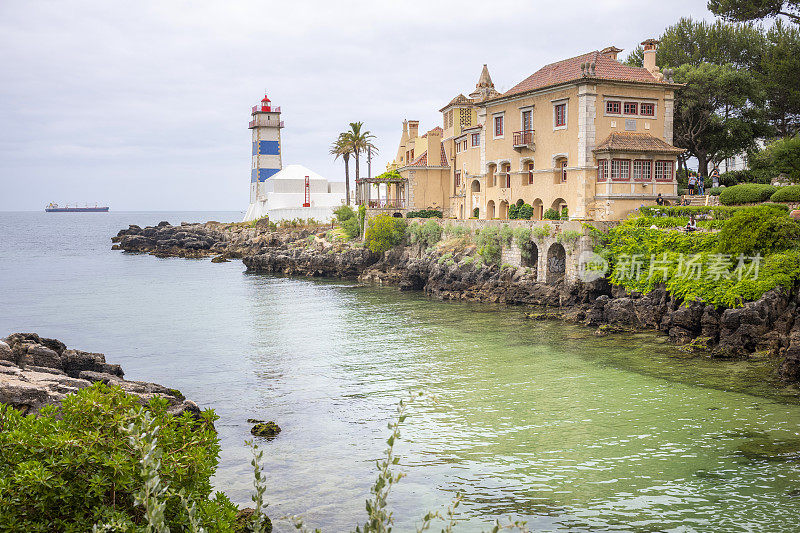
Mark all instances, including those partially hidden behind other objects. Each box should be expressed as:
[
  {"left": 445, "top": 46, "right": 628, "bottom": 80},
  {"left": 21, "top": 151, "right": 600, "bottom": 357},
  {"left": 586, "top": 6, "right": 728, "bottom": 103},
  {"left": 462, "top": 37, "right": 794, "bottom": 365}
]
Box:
[
  {"left": 655, "top": 160, "right": 674, "bottom": 181},
  {"left": 597, "top": 159, "right": 608, "bottom": 181},
  {"left": 611, "top": 159, "right": 630, "bottom": 180},
  {"left": 640, "top": 103, "right": 655, "bottom": 116},
  {"left": 471, "top": 133, "right": 480, "bottom": 146},
  {"left": 633, "top": 160, "right": 652, "bottom": 180},
  {"left": 560, "top": 160, "right": 568, "bottom": 182},
  {"left": 455, "top": 171, "right": 461, "bottom": 188},
  {"left": 606, "top": 101, "right": 621, "bottom": 114},
  {"left": 527, "top": 162, "right": 534, "bottom": 184},
  {"left": 554, "top": 104, "right": 566, "bottom": 127},
  {"left": 463, "top": 140, "right": 468, "bottom": 151},
  {"left": 624, "top": 102, "right": 638, "bottom": 115},
  {"left": 494, "top": 116, "right": 504, "bottom": 137}
]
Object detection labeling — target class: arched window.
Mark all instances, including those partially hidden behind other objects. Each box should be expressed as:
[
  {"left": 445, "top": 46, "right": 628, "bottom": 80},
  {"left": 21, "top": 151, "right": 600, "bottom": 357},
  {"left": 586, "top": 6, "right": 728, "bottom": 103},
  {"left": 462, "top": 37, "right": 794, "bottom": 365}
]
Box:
[
  {"left": 501, "top": 163, "right": 511, "bottom": 188},
  {"left": 527, "top": 162, "right": 534, "bottom": 185}
]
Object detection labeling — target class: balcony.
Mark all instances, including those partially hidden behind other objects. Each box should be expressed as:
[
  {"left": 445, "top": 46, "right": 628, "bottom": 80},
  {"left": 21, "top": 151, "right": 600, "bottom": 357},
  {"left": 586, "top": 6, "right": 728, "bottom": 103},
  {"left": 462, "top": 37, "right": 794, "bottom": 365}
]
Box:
[
  {"left": 512, "top": 130, "right": 535, "bottom": 150},
  {"left": 251, "top": 105, "right": 281, "bottom": 114},
  {"left": 249, "top": 120, "right": 285, "bottom": 129},
  {"left": 368, "top": 199, "right": 406, "bottom": 209}
]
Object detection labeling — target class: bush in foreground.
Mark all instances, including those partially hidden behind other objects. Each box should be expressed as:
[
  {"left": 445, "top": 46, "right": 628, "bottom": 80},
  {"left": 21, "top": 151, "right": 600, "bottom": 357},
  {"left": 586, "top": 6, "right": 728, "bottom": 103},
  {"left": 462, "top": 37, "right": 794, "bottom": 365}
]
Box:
[
  {"left": 406, "top": 209, "right": 443, "bottom": 219},
  {"left": 719, "top": 183, "right": 778, "bottom": 205},
  {"left": 0, "top": 383, "right": 240, "bottom": 532},
  {"left": 365, "top": 214, "right": 407, "bottom": 254}
]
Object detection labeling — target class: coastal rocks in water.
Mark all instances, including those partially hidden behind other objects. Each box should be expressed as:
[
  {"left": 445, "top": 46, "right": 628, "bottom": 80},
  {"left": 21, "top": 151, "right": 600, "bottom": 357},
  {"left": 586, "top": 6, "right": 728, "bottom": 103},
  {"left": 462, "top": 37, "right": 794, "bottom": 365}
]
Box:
[
  {"left": 250, "top": 420, "right": 281, "bottom": 439},
  {"left": 0, "top": 333, "right": 199, "bottom": 418}
]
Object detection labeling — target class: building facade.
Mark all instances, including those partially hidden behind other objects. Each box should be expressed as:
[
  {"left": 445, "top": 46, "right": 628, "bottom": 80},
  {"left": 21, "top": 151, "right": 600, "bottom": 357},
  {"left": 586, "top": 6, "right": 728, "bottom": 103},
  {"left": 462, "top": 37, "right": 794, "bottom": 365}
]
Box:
[{"left": 387, "top": 40, "right": 684, "bottom": 221}]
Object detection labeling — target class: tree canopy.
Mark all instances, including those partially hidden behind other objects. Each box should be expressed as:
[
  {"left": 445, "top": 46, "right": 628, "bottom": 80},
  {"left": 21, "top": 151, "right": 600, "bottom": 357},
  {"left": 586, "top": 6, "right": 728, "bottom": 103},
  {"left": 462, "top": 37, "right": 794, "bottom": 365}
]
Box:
[{"left": 707, "top": 0, "right": 800, "bottom": 24}]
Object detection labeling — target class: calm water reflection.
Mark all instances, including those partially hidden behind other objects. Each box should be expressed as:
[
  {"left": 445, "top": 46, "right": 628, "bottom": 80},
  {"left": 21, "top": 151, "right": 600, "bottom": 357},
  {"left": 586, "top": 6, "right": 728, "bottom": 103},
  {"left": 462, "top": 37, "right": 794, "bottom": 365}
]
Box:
[{"left": 1, "top": 212, "right": 799, "bottom": 532}]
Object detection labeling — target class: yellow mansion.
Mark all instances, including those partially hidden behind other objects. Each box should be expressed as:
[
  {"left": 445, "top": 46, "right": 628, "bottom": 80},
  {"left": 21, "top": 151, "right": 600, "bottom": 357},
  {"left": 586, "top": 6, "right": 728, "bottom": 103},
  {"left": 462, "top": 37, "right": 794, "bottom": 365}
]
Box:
[{"left": 378, "top": 40, "right": 684, "bottom": 221}]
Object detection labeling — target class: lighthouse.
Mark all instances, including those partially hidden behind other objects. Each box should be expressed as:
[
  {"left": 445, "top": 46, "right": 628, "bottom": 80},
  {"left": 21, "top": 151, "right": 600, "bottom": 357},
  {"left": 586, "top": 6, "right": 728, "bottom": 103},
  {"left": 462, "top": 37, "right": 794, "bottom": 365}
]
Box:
[
  {"left": 245, "top": 94, "right": 283, "bottom": 220},
  {"left": 243, "top": 92, "right": 346, "bottom": 222}
]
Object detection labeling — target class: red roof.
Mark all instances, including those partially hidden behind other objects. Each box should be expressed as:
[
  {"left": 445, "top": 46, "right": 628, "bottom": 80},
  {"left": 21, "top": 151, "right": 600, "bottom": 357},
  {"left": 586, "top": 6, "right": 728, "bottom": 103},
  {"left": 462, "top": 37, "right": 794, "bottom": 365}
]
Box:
[
  {"left": 421, "top": 126, "right": 443, "bottom": 138},
  {"left": 501, "top": 51, "right": 663, "bottom": 98},
  {"left": 409, "top": 151, "right": 428, "bottom": 167},
  {"left": 593, "top": 132, "right": 684, "bottom": 154},
  {"left": 261, "top": 96, "right": 271, "bottom": 102},
  {"left": 440, "top": 144, "right": 448, "bottom": 166}
]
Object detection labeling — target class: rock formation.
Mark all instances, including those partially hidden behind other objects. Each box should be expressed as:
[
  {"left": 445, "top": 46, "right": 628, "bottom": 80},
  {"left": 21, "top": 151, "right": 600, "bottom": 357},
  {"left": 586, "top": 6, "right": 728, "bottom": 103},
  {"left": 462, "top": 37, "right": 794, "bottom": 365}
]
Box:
[{"left": 0, "top": 333, "right": 200, "bottom": 417}]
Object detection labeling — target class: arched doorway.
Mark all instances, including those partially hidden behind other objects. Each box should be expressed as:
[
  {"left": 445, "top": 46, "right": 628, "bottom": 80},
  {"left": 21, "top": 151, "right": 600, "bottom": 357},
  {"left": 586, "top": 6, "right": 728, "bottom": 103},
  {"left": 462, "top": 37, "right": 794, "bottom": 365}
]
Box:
[
  {"left": 470, "top": 180, "right": 481, "bottom": 217},
  {"left": 532, "top": 198, "right": 544, "bottom": 220},
  {"left": 546, "top": 243, "right": 566, "bottom": 284},
  {"left": 487, "top": 200, "right": 496, "bottom": 219},
  {"left": 551, "top": 198, "right": 567, "bottom": 219},
  {"left": 499, "top": 200, "right": 509, "bottom": 219},
  {"left": 521, "top": 241, "right": 538, "bottom": 273}
]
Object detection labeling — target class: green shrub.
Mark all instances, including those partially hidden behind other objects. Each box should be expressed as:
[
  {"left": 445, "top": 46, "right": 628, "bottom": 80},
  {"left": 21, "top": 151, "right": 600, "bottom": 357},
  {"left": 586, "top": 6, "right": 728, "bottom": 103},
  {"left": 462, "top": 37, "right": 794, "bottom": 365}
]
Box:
[
  {"left": 0, "top": 384, "right": 239, "bottom": 532},
  {"left": 532, "top": 224, "right": 551, "bottom": 241},
  {"left": 718, "top": 183, "right": 778, "bottom": 205},
  {"left": 443, "top": 224, "right": 471, "bottom": 238},
  {"left": 718, "top": 169, "right": 773, "bottom": 186},
  {"left": 640, "top": 204, "right": 788, "bottom": 219},
  {"left": 509, "top": 203, "right": 534, "bottom": 220},
  {"left": 706, "top": 187, "right": 724, "bottom": 196},
  {"left": 475, "top": 226, "right": 502, "bottom": 265},
  {"left": 543, "top": 208, "right": 560, "bottom": 220},
  {"left": 557, "top": 230, "right": 582, "bottom": 245},
  {"left": 770, "top": 184, "right": 800, "bottom": 202},
  {"left": 472, "top": 207, "right": 479, "bottom": 218},
  {"left": 499, "top": 224, "right": 514, "bottom": 245},
  {"left": 406, "top": 209, "right": 443, "bottom": 219},
  {"left": 717, "top": 205, "right": 800, "bottom": 256},
  {"left": 341, "top": 217, "right": 361, "bottom": 239},
  {"left": 409, "top": 220, "right": 442, "bottom": 248},
  {"left": 365, "top": 214, "right": 407, "bottom": 254},
  {"left": 333, "top": 205, "right": 356, "bottom": 222}
]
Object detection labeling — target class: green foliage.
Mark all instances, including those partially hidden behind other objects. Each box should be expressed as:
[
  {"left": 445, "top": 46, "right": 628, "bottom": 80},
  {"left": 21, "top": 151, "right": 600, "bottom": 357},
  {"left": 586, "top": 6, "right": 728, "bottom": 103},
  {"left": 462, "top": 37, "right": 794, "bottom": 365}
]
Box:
[
  {"left": 751, "top": 135, "right": 800, "bottom": 181},
  {"left": 771, "top": 184, "right": 800, "bottom": 201},
  {"left": 372, "top": 170, "right": 402, "bottom": 181},
  {"left": 499, "top": 224, "right": 514, "bottom": 246},
  {"left": 513, "top": 228, "right": 532, "bottom": 248},
  {"left": 365, "top": 214, "right": 407, "bottom": 254},
  {"left": 718, "top": 169, "right": 773, "bottom": 186},
  {"left": 508, "top": 203, "right": 534, "bottom": 220},
  {"left": 596, "top": 205, "right": 800, "bottom": 307},
  {"left": 531, "top": 224, "right": 551, "bottom": 241},
  {"left": 707, "top": 186, "right": 725, "bottom": 196},
  {"left": 475, "top": 226, "right": 503, "bottom": 265},
  {"left": 246, "top": 441, "right": 270, "bottom": 533},
  {"left": 640, "top": 203, "right": 788, "bottom": 218},
  {"left": 719, "top": 183, "right": 778, "bottom": 204},
  {"left": 0, "top": 383, "right": 239, "bottom": 532},
  {"left": 341, "top": 217, "right": 361, "bottom": 239},
  {"left": 557, "top": 230, "right": 582, "bottom": 245},
  {"left": 717, "top": 205, "right": 800, "bottom": 255},
  {"left": 409, "top": 220, "right": 443, "bottom": 248},
  {"left": 437, "top": 252, "right": 453, "bottom": 265},
  {"left": 472, "top": 207, "right": 479, "bottom": 218},
  {"left": 405, "top": 209, "right": 443, "bottom": 219},
  {"left": 333, "top": 205, "right": 356, "bottom": 223},
  {"left": 707, "top": 0, "right": 800, "bottom": 26},
  {"left": 543, "top": 208, "right": 560, "bottom": 220},
  {"left": 358, "top": 204, "right": 367, "bottom": 236},
  {"left": 443, "top": 224, "right": 471, "bottom": 239}
]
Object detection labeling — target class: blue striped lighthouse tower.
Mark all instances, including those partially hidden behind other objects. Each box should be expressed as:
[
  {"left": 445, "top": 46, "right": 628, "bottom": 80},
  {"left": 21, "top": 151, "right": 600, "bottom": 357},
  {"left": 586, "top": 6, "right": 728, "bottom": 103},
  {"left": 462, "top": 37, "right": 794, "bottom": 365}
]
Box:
[{"left": 245, "top": 94, "right": 283, "bottom": 219}]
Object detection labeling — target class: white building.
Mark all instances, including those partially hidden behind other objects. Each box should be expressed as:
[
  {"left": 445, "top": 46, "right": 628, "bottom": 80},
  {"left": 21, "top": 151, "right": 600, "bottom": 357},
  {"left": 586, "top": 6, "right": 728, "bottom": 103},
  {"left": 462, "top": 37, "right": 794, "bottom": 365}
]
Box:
[{"left": 244, "top": 94, "right": 345, "bottom": 222}]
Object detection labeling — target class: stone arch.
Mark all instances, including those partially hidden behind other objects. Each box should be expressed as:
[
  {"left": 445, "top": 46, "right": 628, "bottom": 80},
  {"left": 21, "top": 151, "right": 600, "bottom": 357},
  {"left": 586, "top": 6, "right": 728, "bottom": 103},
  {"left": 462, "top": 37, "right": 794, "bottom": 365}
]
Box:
[
  {"left": 470, "top": 180, "right": 481, "bottom": 218},
  {"left": 500, "top": 162, "right": 512, "bottom": 188},
  {"left": 487, "top": 163, "right": 497, "bottom": 187},
  {"left": 470, "top": 180, "right": 481, "bottom": 193},
  {"left": 487, "top": 200, "right": 496, "bottom": 219},
  {"left": 499, "top": 200, "right": 509, "bottom": 219},
  {"left": 532, "top": 198, "right": 544, "bottom": 220},
  {"left": 521, "top": 158, "right": 534, "bottom": 185},
  {"left": 546, "top": 243, "right": 566, "bottom": 284},
  {"left": 521, "top": 241, "right": 538, "bottom": 271},
  {"left": 551, "top": 198, "right": 568, "bottom": 219}
]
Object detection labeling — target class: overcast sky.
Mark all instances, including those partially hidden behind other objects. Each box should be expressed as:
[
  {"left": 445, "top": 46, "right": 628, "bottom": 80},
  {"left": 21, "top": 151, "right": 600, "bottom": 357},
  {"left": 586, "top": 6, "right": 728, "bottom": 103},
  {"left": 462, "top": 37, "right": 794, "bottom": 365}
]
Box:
[{"left": 0, "top": 0, "right": 713, "bottom": 212}]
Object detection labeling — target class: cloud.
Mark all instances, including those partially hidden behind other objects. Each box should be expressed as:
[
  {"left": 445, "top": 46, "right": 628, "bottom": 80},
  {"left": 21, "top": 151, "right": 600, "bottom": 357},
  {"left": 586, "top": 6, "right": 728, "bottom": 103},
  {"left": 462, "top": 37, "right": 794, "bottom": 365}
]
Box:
[{"left": 0, "top": 0, "right": 712, "bottom": 211}]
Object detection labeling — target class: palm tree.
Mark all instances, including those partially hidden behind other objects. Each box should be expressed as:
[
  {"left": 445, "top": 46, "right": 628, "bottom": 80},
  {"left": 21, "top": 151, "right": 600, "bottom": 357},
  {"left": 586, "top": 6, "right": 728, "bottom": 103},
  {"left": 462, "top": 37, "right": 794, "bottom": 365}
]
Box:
[
  {"left": 330, "top": 134, "right": 352, "bottom": 205},
  {"left": 345, "top": 122, "right": 376, "bottom": 205}
]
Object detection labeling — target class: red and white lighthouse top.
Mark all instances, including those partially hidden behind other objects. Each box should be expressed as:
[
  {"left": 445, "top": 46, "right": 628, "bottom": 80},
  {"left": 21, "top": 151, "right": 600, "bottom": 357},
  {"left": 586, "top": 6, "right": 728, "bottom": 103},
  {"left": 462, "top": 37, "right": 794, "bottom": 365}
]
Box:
[{"left": 252, "top": 94, "right": 280, "bottom": 114}]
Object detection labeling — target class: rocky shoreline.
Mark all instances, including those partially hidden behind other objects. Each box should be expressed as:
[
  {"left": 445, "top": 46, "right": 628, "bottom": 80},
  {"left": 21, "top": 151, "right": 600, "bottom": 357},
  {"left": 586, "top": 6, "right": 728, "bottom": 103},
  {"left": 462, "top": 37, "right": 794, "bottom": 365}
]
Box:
[
  {"left": 113, "top": 221, "right": 800, "bottom": 385},
  {"left": 0, "top": 332, "right": 200, "bottom": 417}
]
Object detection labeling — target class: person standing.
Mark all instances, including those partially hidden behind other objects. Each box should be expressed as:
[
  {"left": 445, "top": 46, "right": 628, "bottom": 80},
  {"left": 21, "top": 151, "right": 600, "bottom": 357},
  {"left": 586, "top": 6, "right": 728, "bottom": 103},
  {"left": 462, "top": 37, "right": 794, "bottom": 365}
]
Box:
[{"left": 711, "top": 166, "right": 720, "bottom": 189}]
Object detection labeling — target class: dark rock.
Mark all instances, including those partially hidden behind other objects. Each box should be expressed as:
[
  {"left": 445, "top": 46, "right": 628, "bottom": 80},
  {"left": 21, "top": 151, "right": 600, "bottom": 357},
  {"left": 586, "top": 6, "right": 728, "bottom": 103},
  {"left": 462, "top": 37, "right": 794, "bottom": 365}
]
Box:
[
  {"left": 250, "top": 421, "right": 281, "bottom": 439},
  {"left": 22, "top": 345, "right": 62, "bottom": 370}
]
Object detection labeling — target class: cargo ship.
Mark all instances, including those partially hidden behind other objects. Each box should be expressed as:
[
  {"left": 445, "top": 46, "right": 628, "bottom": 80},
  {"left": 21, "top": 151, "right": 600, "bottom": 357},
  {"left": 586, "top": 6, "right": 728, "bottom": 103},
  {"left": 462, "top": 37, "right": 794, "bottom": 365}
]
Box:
[{"left": 45, "top": 203, "right": 109, "bottom": 213}]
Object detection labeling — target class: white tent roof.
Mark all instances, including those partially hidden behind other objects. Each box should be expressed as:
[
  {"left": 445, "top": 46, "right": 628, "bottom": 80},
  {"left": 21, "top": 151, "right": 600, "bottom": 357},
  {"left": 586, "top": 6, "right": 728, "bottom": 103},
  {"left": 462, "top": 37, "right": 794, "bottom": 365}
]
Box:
[{"left": 270, "top": 164, "right": 328, "bottom": 182}]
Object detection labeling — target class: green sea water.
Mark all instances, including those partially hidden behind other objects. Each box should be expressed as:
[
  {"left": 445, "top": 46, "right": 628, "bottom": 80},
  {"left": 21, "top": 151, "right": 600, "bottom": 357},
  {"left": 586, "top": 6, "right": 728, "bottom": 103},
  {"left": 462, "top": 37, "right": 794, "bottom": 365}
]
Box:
[{"left": 1, "top": 211, "right": 799, "bottom": 532}]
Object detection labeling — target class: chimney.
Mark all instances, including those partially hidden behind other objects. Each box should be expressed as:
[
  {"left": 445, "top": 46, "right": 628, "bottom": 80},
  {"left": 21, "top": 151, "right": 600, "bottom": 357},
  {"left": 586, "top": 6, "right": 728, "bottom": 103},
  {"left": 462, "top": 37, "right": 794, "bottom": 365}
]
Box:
[
  {"left": 408, "top": 120, "right": 419, "bottom": 139},
  {"left": 600, "top": 46, "right": 623, "bottom": 61},
  {"left": 641, "top": 39, "right": 659, "bottom": 74}
]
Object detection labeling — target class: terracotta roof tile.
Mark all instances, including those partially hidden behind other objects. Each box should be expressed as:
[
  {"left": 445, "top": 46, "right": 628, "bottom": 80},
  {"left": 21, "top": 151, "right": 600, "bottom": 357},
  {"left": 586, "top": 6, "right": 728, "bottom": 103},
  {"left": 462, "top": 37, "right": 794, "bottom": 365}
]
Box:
[
  {"left": 440, "top": 144, "right": 448, "bottom": 167},
  {"left": 593, "top": 132, "right": 684, "bottom": 154},
  {"left": 501, "top": 51, "right": 663, "bottom": 98},
  {"left": 421, "top": 126, "right": 443, "bottom": 138},
  {"left": 409, "top": 151, "right": 428, "bottom": 167}
]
